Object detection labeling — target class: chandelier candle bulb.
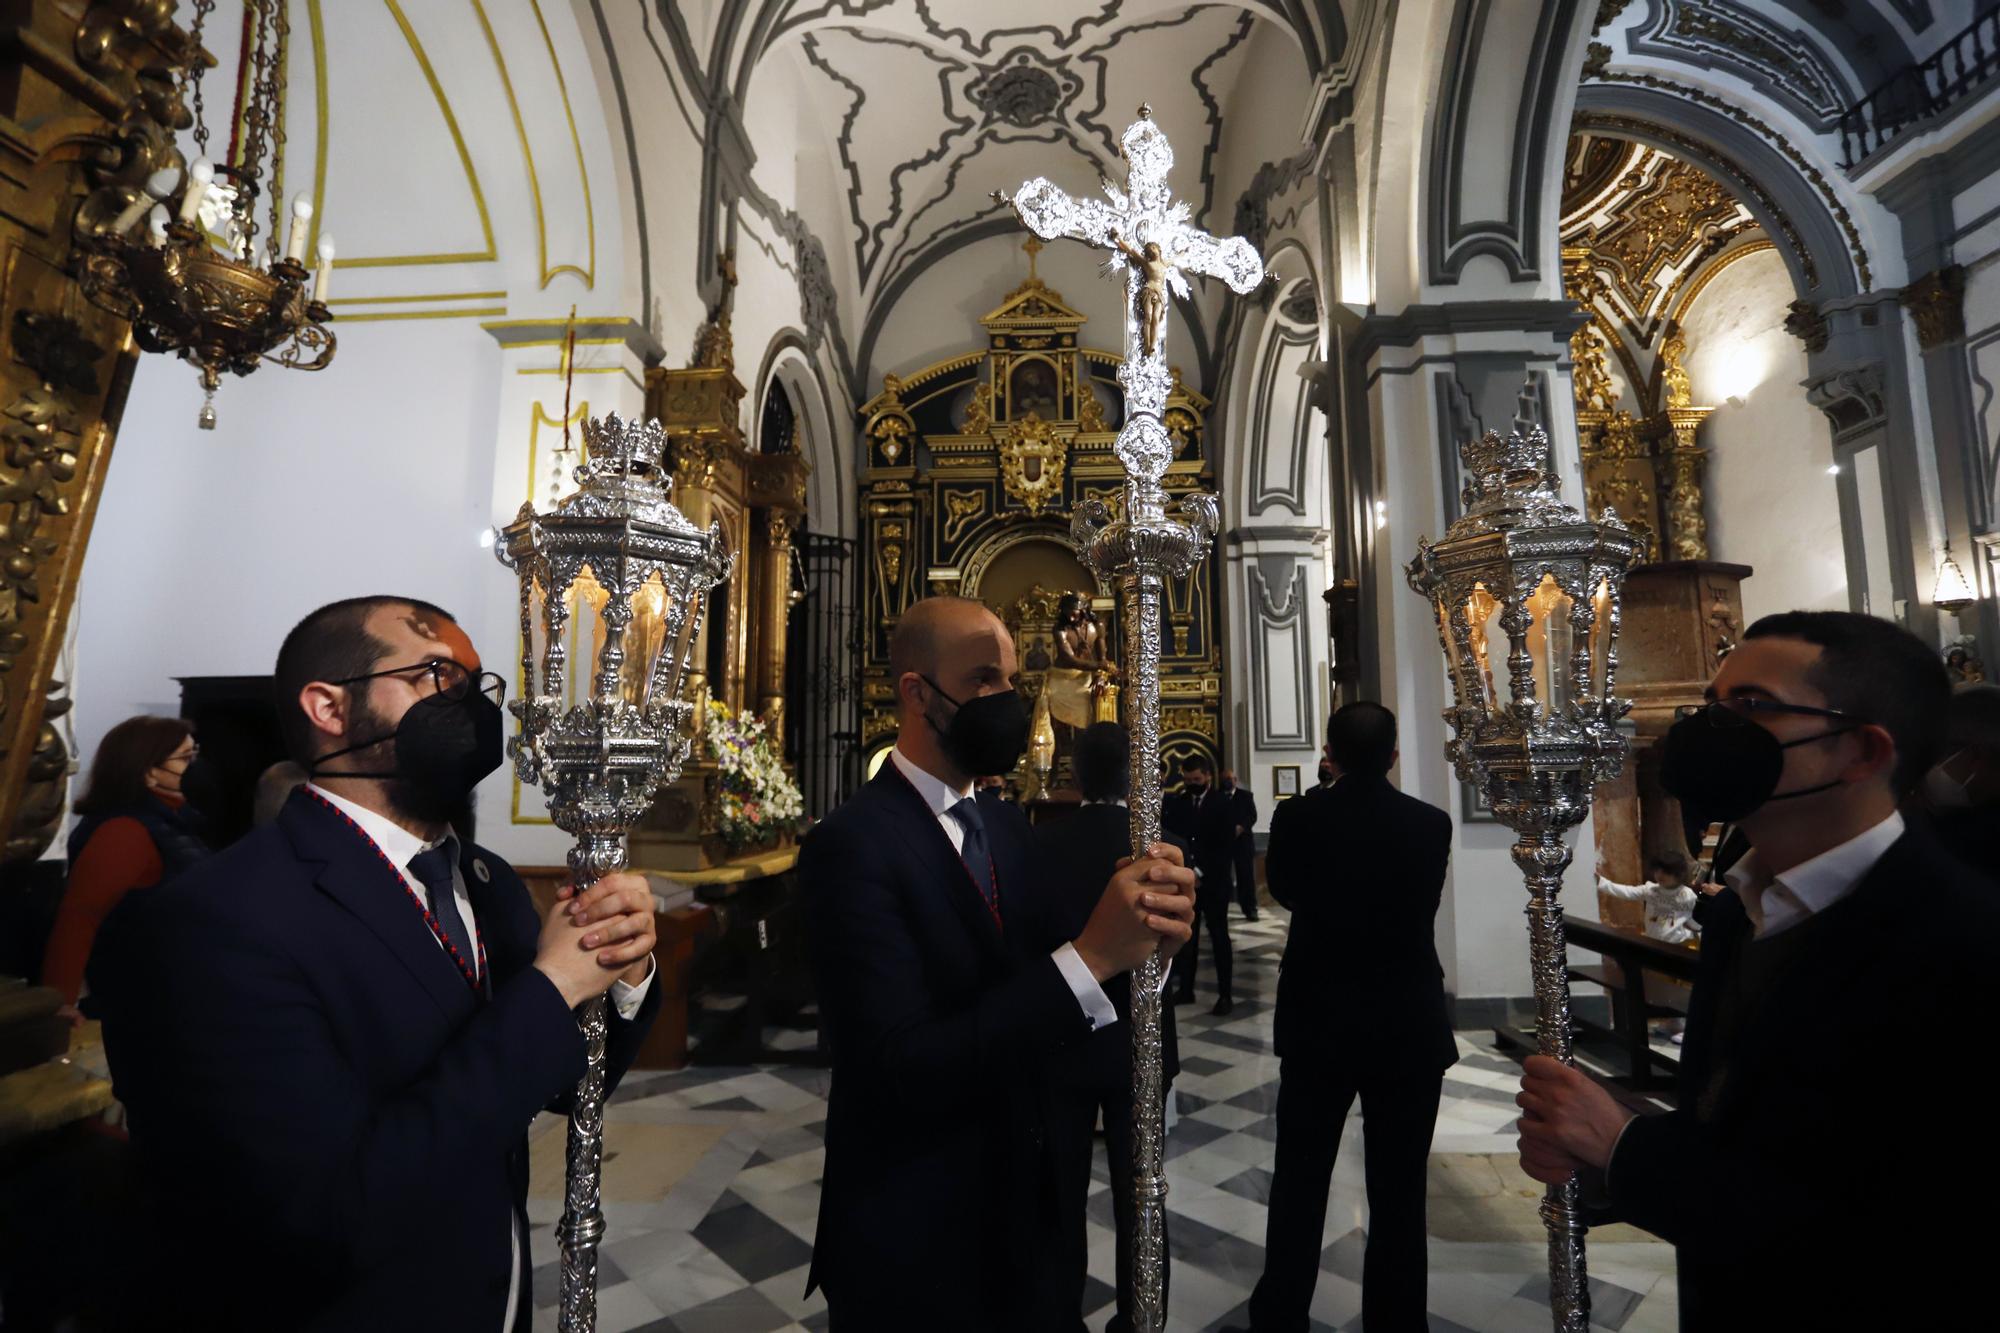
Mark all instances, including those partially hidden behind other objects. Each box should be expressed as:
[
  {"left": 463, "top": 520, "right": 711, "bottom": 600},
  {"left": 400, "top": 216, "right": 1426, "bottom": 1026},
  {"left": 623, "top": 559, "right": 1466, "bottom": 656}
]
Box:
[
  {"left": 144, "top": 205, "right": 168, "bottom": 247},
  {"left": 178, "top": 158, "right": 212, "bottom": 225},
  {"left": 313, "top": 236, "right": 336, "bottom": 303},
  {"left": 285, "top": 196, "right": 313, "bottom": 263}
]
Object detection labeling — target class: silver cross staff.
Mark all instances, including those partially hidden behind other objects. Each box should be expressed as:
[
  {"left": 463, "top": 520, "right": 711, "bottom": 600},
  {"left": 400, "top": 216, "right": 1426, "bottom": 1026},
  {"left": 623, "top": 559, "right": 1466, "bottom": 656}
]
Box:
[{"left": 1001, "top": 105, "right": 1264, "bottom": 1333}]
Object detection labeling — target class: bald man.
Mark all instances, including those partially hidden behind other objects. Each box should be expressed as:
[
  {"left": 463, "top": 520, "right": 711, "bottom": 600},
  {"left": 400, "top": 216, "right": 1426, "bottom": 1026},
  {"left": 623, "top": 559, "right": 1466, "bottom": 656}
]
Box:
[{"left": 801, "top": 596, "right": 1198, "bottom": 1331}]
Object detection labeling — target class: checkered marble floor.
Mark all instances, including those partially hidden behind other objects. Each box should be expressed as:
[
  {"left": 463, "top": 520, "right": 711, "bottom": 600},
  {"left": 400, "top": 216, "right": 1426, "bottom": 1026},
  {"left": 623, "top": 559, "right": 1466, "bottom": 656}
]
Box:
[{"left": 527, "top": 910, "right": 1677, "bottom": 1331}]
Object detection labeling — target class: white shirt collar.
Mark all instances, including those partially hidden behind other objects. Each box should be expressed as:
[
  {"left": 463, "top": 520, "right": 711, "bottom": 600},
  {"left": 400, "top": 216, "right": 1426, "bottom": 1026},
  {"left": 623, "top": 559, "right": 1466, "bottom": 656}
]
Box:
[
  {"left": 1725, "top": 810, "right": 1903, "bottom": 935},
  {"left": 889, "top": 746, "right": 973, "bottom": 818},
  {"left": 307, "top": 783, "right": 450, "bottom": 869}
]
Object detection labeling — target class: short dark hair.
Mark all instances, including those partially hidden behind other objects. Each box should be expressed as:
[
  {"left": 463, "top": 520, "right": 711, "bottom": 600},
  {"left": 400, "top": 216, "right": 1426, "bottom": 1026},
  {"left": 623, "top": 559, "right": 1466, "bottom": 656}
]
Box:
[
  {"left": 1073, "top": 722, "right": 1129, "bottom": 802},
  {"left": 273, "top": 596, "right": 455, "bottom": 763},
  {"left": 1647, "top": 850, "right": 1694, "bottom": 883},
  {"left": 1327, "top": 701, "right": 1397, "bottom": 777},
  {"left": 1742, "top": 610, "right": 1950, "bottom": 793},
  {"left": 1946, "top": 683, "right": 2000, "bottom": 756},
  {"left": 1180, "top": 753, "right": 1213, "bottom": 775},
  {"left": 74, "top": 715, "right": 194, "bottom": 816}
]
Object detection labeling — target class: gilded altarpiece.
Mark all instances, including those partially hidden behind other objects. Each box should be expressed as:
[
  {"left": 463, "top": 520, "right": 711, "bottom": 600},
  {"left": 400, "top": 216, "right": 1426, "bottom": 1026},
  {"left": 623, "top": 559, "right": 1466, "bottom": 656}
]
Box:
[
  {"left": 0, "top": 3, "right": 200, "bottom": 860},
  {"left": 633, "top": 295, "right": 811, "bottom": 869},
  {"left": 857, "top": 252, "right": 1225, "bottom": 787}
]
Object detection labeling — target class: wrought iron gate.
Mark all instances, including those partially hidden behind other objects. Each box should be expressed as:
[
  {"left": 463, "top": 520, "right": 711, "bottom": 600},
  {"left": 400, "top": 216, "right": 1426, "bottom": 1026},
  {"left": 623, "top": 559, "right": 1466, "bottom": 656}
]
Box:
[{"left": 785, "top": 530, "right": 862, "bottom": 819}]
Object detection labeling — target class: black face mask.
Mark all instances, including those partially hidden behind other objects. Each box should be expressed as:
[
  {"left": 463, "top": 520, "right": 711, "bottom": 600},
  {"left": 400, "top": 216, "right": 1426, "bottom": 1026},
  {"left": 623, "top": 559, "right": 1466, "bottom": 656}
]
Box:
[
  {"left": 921, "top": 676, "right": 1030, "bottom": 777},
  {"left": 314, "top": 690, "right": 505, "bottom": 823},
  {"left": 176, "top": 754, "right": 223, "bottom": 818},
  {"left": 1659, "top": 704, "right": 1857, "bottom": 825}
]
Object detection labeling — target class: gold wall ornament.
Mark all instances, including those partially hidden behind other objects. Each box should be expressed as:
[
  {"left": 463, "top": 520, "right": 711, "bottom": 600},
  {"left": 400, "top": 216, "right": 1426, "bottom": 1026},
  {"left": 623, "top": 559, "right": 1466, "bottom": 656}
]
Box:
[
  {"left": 998, "top": 412, "right": 1069, "bottom": 516},
  {"left": 1570, "top": 324, "right": 1619, "bottom": 414},
  {"left": 1658, "top": 328, "right": 1693, "bottom": 409},
  {"left": 941, "top": 487, "right": 985, "bottom": 542},
  {"left": 1901, "top": 266, "right": 1967, "bottom": 351},
  {"left": 1663, "top": 406, "right": 1714, "bottom": 561},
  {"left": 961, "top": 381, "right": 993, "bottom": 434},
  {"left": 76, "top": 0, "right": 336, "bottom": 428},
  {"left": 2, "top": 0, "right": 206, "bottom": 858}
]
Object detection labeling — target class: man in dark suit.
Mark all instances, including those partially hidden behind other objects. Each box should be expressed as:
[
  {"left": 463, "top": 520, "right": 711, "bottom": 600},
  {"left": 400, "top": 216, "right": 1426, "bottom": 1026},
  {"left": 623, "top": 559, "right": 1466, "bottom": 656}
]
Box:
[
  {"left": 1519, "top": 611, "right": 2000, "bottom": 1328},
  {"left": 1229, "top": 702, "right": 1454, "bottom": 1333},
  {"left": 1218, "top": 767, "right": 1260, "bottom": 921},
  {"left": 91, "top": 596, "right": 661, "bottom": 1330},
  {"left": 1163, "top": 754, "right": 1239, "bottom": 1014},
  {"left": 1032, "top": 721, "right": 1192, "bottom": 1333},
  {"left": 800, "top": 597, "right": 1197, "bottom": 1331}
]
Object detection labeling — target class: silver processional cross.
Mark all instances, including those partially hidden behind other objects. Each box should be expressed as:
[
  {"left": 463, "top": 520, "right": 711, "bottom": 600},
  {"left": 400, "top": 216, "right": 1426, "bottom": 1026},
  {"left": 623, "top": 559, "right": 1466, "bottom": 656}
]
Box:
[{"left": 1001, "top": 106, "right": 1264, "bottom": 1333}]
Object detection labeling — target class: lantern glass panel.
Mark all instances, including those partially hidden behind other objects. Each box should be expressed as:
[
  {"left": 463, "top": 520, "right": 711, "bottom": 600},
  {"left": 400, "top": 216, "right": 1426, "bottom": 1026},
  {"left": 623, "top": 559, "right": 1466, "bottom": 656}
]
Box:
[
  {"left": 662, "top": 568, "right": 701, "bottom": 704},
  {"left": 568, "top": 565, "right": 611, "bottom": 709},
  {"left": 1437, "top": 597, "right": 1473, "bottom": 707},
  {"left": 621, "top": 570, "right": 671, "bottom": 708},
  {"left": 527, "top": 571, "right": 551, "bottom": 697},
  {"left": 1527, "top": 573, "right": 1575, "bottom": 715},
  {"left": 1588, "top": 577, "right": 1614, "bottom": 700},
  {"left": 1466, "top": 583, "right": 1506, "bottom": 712}
]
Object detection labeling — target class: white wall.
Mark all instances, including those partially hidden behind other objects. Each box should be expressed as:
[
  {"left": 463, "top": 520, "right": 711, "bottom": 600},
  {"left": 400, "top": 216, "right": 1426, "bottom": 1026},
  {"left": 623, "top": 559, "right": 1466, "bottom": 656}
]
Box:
[{"left": 1683, "top": 248, "right": 1848, "bottom": 623}]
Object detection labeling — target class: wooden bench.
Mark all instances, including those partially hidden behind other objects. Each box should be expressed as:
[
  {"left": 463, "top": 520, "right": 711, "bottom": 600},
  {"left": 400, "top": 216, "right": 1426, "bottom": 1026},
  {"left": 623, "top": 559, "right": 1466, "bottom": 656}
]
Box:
[{"left": 1561, "top": 916, "right": 1699, "bottom": 1091}]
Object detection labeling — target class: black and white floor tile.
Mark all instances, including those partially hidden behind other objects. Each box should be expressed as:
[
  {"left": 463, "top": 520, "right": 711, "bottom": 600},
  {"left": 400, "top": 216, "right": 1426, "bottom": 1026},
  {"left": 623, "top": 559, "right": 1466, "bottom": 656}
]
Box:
[{"left": 527, "top": 913, "right": 1677, "bottom": 1331}]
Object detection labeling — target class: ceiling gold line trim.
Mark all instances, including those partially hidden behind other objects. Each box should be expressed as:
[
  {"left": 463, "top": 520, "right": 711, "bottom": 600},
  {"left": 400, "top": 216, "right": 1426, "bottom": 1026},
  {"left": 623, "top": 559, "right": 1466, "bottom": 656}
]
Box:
[
  {"left": 469, "top": 0, "right": 588, "bottom": 292},
  {"left": 1668, "top": 239, "right": 1778, "bottom": 327},
  {"left": 478, "top": 316, "right": 630, "bottom": 330},
  {"left": 322, "top": 1, "right": 500, "bottom": 271},
  {"left": 307, "top": 0, "right": 329, "bottom": 257},
  {"left": 502, "top": 336, "right": 630, "bottom": 349},
  {"left": 332, "top": 306, "right": 509, "bottom": 323},
  {"left": 324, "top": 290, "right": 508, "bottom": 306},
  {"left": 528, "top": 0, "right": 595, "bottom": 291}
]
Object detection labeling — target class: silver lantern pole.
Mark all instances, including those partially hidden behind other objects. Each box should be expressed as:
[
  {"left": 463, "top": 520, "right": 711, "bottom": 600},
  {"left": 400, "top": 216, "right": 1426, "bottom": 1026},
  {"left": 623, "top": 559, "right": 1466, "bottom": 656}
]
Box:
[
  {"left": 1405, "top": 426, "right": 1642, "bottom": 1333},
  {"left": 1002, "top": 105, "right": 1264, "bottom": 1333},
  {"left": 497, "top": 412, "right": 733, "bottom": 1333}
]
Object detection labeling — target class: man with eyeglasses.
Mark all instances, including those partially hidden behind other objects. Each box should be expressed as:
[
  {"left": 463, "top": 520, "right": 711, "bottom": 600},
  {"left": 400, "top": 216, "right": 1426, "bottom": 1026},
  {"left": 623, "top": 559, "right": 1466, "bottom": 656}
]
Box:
[
  {"left": 1514, "top": 610, "right": 1998, "bottom": 1328},
  {"left": 91, "top": 596, "right": 660, "bottom": 1331}
]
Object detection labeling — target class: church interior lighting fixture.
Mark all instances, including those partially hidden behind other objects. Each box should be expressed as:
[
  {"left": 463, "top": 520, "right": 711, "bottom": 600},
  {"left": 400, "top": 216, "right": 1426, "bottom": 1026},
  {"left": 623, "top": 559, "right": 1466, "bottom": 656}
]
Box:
[
  {"left": 77, "top": 0, "right": 335, "bottom": 430},
  {"left": 1406, "top": 425, "right": 1643, "bottom": 1333},
  {"left": 497, "top": 412, "right": 732, "bottom": 1333},
  {"left": 1934, "top": 540, "right": 1976, "bottom": 616}
]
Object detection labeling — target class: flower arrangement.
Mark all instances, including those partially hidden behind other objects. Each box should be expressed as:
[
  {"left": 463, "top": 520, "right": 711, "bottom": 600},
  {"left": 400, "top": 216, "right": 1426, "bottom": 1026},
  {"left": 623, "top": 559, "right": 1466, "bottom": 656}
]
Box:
[{"left": 701, "top": 699, "right": 805, "bottom": 851}]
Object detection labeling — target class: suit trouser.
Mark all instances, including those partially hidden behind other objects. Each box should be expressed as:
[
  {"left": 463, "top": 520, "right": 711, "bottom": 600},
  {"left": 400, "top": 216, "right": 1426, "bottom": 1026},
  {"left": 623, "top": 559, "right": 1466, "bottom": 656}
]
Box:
[
  {"left": 1247, "top": 1058, "right": 1444, "bottom": 1333},
  {"left": 1233, "top": 842, "right": 1258, "bottom": 918},
  {"left": 1058, "top": 1083, "right": 1172, "bottom": 1333},
  {"left": 1171, "top": 868, "right": 1233, "bottom": 1001}
]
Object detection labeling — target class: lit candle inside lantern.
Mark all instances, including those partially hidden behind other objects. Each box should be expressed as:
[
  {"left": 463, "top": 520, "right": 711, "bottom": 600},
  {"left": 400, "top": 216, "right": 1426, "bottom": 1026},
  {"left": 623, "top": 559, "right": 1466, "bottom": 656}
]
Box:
[
  {"left": 312, "top": 235, "right": 335, "bottom": 303},
  {"left": 285, "top": 195, "right": 313, "bottom": 264},
  {"left": 179, "top": 157, "right": 212, "bottom": 225}
]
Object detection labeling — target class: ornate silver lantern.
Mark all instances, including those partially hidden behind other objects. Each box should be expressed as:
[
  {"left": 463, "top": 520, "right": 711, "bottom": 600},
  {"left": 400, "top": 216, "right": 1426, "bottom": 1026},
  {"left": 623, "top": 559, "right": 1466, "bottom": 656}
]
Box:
[
  {"left": 1405, "top": 425, "right": 1642, "bottom": 1333},
  {"left": 496, "top": 411, "right": 732, "bottom": 1333}
]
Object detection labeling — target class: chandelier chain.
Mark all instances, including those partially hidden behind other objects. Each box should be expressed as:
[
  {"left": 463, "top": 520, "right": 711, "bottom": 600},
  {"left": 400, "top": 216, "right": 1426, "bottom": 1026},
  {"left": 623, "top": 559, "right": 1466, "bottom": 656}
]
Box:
[{"left": 185, "top": 0, "right": 217, "bottom": 162}]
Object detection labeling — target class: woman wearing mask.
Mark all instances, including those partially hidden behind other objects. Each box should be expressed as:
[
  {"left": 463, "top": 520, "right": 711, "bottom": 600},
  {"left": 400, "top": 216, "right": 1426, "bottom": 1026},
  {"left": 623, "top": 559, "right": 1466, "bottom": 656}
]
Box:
[{"left": 42, "top": 716, "right": 212, "bottom": 1024}]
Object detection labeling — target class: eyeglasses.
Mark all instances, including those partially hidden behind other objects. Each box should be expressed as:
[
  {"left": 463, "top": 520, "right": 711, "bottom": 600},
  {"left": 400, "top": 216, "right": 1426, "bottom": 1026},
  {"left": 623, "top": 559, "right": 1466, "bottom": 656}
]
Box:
[
  {"left": 336, "top": 658, "right": 506, "bottom": 706},
  {"left": 1675, "top": 698, "right": 1855, "bottom": 726}
]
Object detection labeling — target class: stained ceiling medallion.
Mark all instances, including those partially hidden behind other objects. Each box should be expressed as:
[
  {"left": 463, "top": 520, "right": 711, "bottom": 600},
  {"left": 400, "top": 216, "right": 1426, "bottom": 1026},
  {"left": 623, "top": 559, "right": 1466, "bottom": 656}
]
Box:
[{"left": 78, "top": 0, "right": 335, "bottom": 429}]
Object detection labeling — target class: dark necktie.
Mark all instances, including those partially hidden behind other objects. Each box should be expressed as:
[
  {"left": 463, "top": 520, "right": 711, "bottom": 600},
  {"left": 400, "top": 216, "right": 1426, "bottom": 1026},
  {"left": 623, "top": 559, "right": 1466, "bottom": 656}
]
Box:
[
  {"left": 946, "top": 797, "right": 1000, "bottom": 925},
  {"left": 407, "top": 842, "right": 477, "bottom": 977}
]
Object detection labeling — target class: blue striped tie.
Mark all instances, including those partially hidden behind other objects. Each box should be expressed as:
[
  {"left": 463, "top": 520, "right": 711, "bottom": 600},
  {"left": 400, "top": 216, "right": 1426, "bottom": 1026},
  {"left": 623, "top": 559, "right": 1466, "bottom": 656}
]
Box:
[
  {"left": 947, "top": 797, "right": 999, "bottom": 922},
  {"left": 408, "top": 843, "right": 476, "bottom": 976}
]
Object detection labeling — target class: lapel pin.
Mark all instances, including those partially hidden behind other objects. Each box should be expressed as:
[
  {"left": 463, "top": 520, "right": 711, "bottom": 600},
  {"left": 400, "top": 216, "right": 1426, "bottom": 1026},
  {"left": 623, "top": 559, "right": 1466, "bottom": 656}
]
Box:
[{"left": 472, "top": 858, "right": 492, "bottom": 884}]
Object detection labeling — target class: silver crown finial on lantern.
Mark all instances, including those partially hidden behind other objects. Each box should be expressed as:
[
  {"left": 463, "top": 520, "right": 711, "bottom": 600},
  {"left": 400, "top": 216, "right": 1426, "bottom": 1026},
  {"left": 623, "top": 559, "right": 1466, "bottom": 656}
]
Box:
[
  {"left": 496, "top": 410, "right": 732, "bottom": 1333},
  {"left": 1406, "top": 424, "right": 1642, "bottom": 1333}
]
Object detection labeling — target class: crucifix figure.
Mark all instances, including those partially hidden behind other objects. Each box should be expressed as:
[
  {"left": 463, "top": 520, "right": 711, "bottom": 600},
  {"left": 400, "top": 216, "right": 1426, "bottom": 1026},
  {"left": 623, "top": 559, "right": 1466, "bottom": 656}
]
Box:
[
  {"left": 1005, "top": 105, "right": 1264, "bottom": 492},
  {"left": 1001, "top": 106, "right": 1263, "bottom": 1333}
]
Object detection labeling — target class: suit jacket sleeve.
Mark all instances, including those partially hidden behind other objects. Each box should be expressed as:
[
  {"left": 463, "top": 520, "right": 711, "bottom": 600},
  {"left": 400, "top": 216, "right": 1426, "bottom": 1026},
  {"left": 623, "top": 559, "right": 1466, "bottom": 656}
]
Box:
[
  {"left": 132, "top": 890, "right": 588, "bottom": 1265},
  {"left": 1238, "top": 790, "right": 1258, "bottom": 831},
  {"left": 1263, "top": 796, "right": 1303, "bottom": 911},
  {"left": 801, "top": 814, "right": 1083, "bottom": 1116}
]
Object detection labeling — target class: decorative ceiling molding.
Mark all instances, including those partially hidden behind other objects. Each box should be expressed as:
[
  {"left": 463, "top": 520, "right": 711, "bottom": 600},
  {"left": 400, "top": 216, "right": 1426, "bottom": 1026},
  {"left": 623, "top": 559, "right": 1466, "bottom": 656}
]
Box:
[
  {"left": 1426, "top": 0, "right": 1591, "bottom": 284},
  {"left": 1627, "top": 0, "right": 1855, "bottom": 132}
]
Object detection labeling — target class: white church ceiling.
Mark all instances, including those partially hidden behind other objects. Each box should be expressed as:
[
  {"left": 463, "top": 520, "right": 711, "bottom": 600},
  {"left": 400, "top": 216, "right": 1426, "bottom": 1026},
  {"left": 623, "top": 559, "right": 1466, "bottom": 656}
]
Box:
[{"left": 733, "top": 1, "right": 1317, "bottom": 385}]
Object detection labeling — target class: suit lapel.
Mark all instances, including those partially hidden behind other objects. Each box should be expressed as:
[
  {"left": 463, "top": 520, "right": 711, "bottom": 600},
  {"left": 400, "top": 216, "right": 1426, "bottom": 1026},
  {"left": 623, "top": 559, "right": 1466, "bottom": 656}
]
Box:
[
  {"left": 875, "top": 764, "right": 1006, "bottom": 962},
  {"left": 279, "top": 790, "right": 478, "bottom": 1020}
]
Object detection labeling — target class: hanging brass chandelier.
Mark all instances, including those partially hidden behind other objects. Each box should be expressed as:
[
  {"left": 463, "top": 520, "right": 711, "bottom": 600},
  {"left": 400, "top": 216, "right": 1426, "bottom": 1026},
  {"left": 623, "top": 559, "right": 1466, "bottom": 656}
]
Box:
[{"left": 79, "top": 0, "right": 335, "bottom": 429}]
